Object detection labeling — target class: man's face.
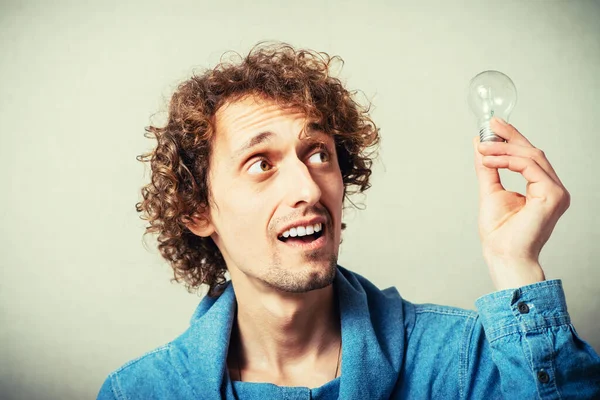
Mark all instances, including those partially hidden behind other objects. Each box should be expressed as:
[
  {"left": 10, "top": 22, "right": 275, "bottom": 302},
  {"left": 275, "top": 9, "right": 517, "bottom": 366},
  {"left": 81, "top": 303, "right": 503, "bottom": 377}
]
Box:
[{"left": 201, "top": 95, "right": 344, "bottom": 293}]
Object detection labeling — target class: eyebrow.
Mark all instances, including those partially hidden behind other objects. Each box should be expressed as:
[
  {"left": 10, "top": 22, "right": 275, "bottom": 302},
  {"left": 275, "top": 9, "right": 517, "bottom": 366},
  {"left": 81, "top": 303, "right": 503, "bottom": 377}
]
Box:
[
  {"left": 233, "top": 125, "right": 332, "bottom": 160},
  {"left": 233, "top": 131, "right": 276, "bottom": 160}
]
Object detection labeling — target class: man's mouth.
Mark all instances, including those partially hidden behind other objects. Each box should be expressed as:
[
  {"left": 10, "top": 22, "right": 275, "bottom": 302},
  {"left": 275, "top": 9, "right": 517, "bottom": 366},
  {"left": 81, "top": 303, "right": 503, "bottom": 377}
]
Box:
[{"left": 277, "top": 223, "right": 325, "bottom": 246}]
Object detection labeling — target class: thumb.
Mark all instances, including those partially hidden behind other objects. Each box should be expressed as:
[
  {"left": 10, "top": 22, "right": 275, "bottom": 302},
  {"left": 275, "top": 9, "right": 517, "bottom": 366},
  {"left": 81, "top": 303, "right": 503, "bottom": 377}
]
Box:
[{"left": 473, "top": 135, "right": 504, "bottom": 200}]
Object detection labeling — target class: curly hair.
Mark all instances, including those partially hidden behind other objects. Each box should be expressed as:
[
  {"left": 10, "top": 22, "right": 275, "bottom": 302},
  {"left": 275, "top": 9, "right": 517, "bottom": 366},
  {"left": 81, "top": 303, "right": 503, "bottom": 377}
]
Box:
[{"left": 135, "top": 42, "right": 380, "bottom": 296}]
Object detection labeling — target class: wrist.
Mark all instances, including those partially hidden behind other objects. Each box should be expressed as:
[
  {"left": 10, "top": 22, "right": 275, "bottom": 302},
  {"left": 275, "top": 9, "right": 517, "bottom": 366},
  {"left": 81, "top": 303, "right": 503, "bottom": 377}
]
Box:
[{"left": 486, "top": 259, "right": 546, "bottom": 291}]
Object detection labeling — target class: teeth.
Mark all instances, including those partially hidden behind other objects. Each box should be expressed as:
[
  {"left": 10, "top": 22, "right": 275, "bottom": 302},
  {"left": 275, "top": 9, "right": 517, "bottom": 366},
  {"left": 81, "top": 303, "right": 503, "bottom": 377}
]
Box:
[{"left": 280, "top": 223, "right": 322, "bottom": 239}]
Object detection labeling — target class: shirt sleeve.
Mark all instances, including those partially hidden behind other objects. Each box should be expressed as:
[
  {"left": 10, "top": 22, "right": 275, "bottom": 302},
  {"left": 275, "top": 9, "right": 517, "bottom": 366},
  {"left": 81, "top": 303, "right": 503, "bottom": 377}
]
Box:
[
  {"left": 467, "top": 279, "right": 600, "bottom": 399},
  {"left": 97, "top": 375, "right": 120, "bottom": 400}
]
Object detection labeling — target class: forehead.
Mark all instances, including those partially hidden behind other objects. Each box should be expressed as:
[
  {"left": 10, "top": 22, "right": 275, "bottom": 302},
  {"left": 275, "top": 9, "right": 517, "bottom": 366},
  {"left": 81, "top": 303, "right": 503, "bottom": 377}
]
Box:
[{"left": 214, "top": 96, "right": 308, "bottom": 145}]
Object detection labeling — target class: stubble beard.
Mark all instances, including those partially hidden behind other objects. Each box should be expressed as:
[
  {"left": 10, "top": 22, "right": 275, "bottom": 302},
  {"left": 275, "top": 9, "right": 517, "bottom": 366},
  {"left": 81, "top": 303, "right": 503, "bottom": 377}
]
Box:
[{"left": 260, "top": 252, "right": 338, "bottom": 293}]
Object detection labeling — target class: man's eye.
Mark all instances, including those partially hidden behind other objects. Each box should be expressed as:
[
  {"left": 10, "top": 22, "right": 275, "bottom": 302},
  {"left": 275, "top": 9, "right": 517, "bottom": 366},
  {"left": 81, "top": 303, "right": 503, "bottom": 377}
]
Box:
[
  {"left": 308, "top": 151, "right": 329, "bottom": 164},
  {"left": 248, "top": 159, "right": 273, "bottom": 174}
]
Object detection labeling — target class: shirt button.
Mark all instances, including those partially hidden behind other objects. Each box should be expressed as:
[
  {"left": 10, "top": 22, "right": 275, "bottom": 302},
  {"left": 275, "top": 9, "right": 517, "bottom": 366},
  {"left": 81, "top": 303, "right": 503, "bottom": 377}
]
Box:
[
  {"left": 537, "top": 370, "right": 550, "bottom": 383},
  {"left": 517, "top": 302, "right": 530, "bottom": 314}
]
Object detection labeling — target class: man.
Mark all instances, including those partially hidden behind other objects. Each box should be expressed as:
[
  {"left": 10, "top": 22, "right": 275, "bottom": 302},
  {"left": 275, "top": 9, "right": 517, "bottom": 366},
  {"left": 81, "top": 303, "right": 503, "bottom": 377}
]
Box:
[{"left": 98, "top": 43, "right": 600, "bottom": 399}]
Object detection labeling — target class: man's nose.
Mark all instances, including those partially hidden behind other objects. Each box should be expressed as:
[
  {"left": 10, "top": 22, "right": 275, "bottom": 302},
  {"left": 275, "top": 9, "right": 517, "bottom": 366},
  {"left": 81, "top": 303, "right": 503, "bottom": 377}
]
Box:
[{"left": 283, "top": 158, "right": 322, "bottom": 208}]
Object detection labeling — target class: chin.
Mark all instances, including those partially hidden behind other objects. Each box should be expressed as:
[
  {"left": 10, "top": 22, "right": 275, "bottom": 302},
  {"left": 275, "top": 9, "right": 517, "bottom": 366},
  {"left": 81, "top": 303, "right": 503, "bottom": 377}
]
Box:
[{"left": 263, "top": 256, "right": 338, "bottom": 293}]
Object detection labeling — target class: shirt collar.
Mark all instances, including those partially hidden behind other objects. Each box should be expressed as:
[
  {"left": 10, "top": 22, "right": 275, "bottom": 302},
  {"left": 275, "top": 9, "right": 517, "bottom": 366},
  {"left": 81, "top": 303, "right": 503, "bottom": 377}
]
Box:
[{"left": 172, "top": 266, "right": 406, "bottom": 399}]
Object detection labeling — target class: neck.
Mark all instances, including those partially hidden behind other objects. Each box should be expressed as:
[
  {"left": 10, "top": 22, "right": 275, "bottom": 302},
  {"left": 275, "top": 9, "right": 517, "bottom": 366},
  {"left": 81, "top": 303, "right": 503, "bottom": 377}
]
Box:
[{"left": 228, "top": 275, "right": 341, "bottom": 383}]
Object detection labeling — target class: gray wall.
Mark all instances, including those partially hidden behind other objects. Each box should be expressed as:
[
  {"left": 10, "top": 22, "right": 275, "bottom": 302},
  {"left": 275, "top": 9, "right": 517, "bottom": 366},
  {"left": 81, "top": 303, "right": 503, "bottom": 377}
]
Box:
[{"left": 1, "top": 0, "right": 598, "bottom": 398}]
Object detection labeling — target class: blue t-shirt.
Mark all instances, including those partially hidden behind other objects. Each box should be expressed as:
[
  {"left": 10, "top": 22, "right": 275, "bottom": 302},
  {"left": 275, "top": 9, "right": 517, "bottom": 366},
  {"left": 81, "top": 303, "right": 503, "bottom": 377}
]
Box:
[{"left": 98, "top": 266, "right": 600, "bottom": 399}]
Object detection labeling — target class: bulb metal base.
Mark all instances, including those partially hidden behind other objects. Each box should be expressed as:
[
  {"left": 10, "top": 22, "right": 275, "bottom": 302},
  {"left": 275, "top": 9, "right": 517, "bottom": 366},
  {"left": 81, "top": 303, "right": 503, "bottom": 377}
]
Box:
[{"left": 479, "top": 121, "right": 505, "bottom": 143}]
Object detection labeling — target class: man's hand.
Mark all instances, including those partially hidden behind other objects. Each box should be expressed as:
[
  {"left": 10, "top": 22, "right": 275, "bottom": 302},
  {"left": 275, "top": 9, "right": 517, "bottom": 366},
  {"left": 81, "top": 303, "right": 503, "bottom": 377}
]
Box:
[{"left": 472, "top": 117, "right": 571, "bottom": 291}]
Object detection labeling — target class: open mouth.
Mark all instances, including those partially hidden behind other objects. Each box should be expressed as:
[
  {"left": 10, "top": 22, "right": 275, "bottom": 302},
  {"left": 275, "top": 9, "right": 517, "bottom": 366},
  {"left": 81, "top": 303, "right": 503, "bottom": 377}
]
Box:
[{"left": 278, "top": 223, "right": 325, "bottom": 245}]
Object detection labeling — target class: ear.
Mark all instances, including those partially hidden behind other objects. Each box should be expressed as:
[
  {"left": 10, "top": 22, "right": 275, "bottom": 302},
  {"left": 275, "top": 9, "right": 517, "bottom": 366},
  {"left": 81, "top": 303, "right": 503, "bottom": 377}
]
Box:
[{"left": 184, "top": 212, "right": 215, "bottom": 238}]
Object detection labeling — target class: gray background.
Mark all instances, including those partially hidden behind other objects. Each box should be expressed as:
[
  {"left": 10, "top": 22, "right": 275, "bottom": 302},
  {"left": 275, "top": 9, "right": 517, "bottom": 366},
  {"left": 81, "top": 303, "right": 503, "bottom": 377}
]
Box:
[{"left": 1, "top": 0, "right": 598, "bottom": 399}]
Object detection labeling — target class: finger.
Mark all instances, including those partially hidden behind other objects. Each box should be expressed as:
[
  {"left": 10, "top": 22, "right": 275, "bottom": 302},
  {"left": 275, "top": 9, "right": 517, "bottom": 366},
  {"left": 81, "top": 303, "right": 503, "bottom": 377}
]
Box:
[
  {"left": 477, "top": 141, "right": 564, "bottom": 187},
  {"left": 481, "top": 155, "right": 563, "bottom": 204},
  {"left": 490, "top": 117, "right": 534, "bottom": 147},
  {"left": 473, "top": 135, "right": 505, "bottom": 200}
]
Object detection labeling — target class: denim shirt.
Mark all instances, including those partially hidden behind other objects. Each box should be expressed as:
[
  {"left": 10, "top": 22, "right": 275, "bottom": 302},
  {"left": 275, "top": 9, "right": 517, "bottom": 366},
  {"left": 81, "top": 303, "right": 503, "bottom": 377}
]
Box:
[{"left": 97, "top": 266, "right": 600, "bottom": 399}]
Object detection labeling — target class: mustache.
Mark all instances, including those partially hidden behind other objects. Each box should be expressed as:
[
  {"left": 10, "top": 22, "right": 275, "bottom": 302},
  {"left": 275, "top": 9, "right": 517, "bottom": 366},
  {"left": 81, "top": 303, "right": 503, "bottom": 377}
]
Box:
[{"left": 270, "top": 205, "right": 330, "bottom": 233}]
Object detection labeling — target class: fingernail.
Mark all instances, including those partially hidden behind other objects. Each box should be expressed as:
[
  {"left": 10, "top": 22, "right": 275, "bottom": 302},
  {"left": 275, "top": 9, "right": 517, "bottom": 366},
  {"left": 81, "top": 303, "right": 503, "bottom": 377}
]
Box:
[{"left": 494, "top": 117, "right": 507, "bottom": 125}]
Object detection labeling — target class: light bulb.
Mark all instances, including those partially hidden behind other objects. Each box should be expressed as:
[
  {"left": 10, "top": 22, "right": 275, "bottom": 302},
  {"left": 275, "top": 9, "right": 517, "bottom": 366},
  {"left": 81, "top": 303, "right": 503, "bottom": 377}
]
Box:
[{"left": 468, "top": 70, "right": 517, "bottom": 142}]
